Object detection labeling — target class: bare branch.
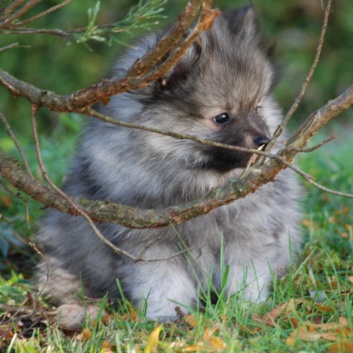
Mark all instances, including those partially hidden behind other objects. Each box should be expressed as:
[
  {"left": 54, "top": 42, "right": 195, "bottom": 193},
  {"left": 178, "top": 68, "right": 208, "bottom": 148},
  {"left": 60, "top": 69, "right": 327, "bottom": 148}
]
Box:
[
  {"left": 285, "top": 134, "right": 336, "bottom": 153},
  {"left": 28, "top": 241, "right": 50, "bottom": 300},
  {"left": 0, "top": 1, "right": 219, "bottom": 112},
  {"left": 13, "top": 0, "right": 72, "bottom": 27},
  {"left": 0, "top": 42, "right": 22, "bottom": 52},
  {"left": 1, "top": 86, "right": 352, "bottom": 230},
  {"left": 286, "top": 85, "right": 353, "bottom": 149},
  {"left": 0, "top": 110, "right": 33, "bottom": 178},
  {"left": 1, "top": 0, "right": 27, "bottom": 21},
  {"left": 266, "top": 0, "right": 332, "bottom": 151},
  {"left": 0, "top": 0, "right": 42, "bottom": 27},
  {"left": 30, "top": 105, "right": 188, "bottom": 261},
  {"left": 31, "top": 105, "right": 138, "bottom": 261}
]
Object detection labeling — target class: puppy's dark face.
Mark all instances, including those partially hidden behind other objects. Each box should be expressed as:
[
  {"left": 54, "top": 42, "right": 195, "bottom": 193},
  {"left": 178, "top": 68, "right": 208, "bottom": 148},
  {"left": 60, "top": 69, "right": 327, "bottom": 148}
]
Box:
[{"left": 197, "top": 110, "right": 270, "bottom": 171}]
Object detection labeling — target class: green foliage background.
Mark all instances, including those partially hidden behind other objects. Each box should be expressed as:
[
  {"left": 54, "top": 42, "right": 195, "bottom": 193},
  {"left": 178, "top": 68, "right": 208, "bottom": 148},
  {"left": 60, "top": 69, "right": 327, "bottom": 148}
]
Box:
[{"left": 1, "top": 0, "right": 353, "bottom": 134}]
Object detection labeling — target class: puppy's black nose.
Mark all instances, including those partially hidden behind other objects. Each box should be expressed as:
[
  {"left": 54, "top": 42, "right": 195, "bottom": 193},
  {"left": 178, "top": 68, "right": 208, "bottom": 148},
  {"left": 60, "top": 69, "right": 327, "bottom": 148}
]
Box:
[{"left": 254, "top": 136, "right": 270, "bottom": 149}]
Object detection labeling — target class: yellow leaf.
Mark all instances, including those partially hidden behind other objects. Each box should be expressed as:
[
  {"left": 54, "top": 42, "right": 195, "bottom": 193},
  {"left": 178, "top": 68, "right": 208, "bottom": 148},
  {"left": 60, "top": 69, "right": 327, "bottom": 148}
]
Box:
[
  {"left": 185, "top": 314, "right": 198, "bottom": 328},
  {"left": 339, "top": 317, "right": 349, "bottom": 326},
  {"left": 183, "top": 344, "right": 207, "bottom": 352},
  {"left": 286, "top": 336, "right": 296, "bottom": 346},
  {"left": 144, "top": 325, "right": 162, "bottom": 353},
  {"left": 209, "top": 336, "right": 225, "bottom": 350}
]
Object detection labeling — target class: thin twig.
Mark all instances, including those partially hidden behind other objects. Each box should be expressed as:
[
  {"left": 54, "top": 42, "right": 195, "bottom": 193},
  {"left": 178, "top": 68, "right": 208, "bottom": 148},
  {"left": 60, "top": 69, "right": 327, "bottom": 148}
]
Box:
[
  {"left": 266, "top": 0, "right": 332, "bottom": 152},
  {"left": 88, "top": 107, "right": 318, "bottom": 178},
  {"left": 1, "top": 0, "right": 27, "bottom": 20},
  {"left": 30, "top": 105, "right": 186, "bottom": 262},
  {"left": 285, "top": 134, "right": 336, "bottom": 153},
  {"left": 31, "top": 105, "right": 137, "bottom": 261},
  {"left": 0, "top": 110, "right": 33, "bottom": 178},
  {"left": 1, "top": 86, "right": 351, "bottom": 230},
  {"left": 0, "top": 212, "right": 16, "bottom": 225},
  {"left": 87, "top": 107, "right": 281, "bottom": 159},
  {"left": 0, "top": 42, "right": 21, "bottom": 52},
  {"left": 1, "top": 27, "right": 71, "bottom": 37},
  {"left": 28, "top": 242, "right": 50, "bottom": 301},
  {"left": 13, "top": 0, "right": 72, "bottom": 27},
  {"left": 2, "top": 0, "right": 42, "bottom": 26},
  {"left": 0, "top": 1, "right": 218, "bottom": 111},
  {"left": 303, "top": 177, "right": 353, "bottom": 199}
]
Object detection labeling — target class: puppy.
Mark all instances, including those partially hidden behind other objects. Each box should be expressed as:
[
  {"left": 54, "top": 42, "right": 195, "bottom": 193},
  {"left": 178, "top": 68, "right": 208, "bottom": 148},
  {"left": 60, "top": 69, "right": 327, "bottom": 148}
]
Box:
[{"left": 36, "top": 6, "right": 301, "bottom": 321}]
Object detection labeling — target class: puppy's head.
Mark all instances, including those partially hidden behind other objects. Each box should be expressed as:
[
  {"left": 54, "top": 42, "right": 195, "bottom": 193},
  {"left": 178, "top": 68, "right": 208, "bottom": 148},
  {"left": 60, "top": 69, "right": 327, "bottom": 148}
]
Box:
[{"left": 112, "top": 6, "right": 281, "bottom": 173}]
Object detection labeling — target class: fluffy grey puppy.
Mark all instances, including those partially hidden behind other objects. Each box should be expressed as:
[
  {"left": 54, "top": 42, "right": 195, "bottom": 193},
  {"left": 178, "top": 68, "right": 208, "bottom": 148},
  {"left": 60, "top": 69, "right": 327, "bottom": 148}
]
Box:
[{"left": 36, "top": 6, "right": 302, "bottom": 321}]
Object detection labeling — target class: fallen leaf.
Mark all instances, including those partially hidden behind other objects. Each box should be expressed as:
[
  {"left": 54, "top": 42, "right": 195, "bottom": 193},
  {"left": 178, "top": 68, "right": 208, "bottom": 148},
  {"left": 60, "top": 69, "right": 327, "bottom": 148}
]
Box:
[
  {"left": 328, "top": 341, "right": 353, "bottom": 353},
  {"left": 183, "top": 344, "right": 208, "bottom": 352},
  {"left": 290, "top": 317, "right": 299, "bottom": 328},
  {"left": 321, "top": 332, "right": 338, "bottom": 342},
  {"left": 314, "top": 304, "right": 334, "bottom": 313},
  {"left": 285, "top": 335, "right": 296, "bottom": 346},
  {"left": 304, "top": 322, "right": 346, "bottom": 330},
  {"left": 203, "top": 327, "right": 227, "bottom": 351},
  {"left": 127, "top": 303, "right": 138, "bottom": 322},
  {"left": 101, "top": 340, "right": 115, "bottom": 353},
  {"left": 144, "top": 324, "right": 162, "bottom": 353},
  {"left": 208, "top": 336, "right": 225, "bottom": 350},
  {"left": 253, "top": 299, "right": 306, "bottom": 327},
  {"left": 81, "top": 328, "right": 92, "bottom": 342},
  {"left": 286, "top": 326, "right": 323, "bottom": 345},
  {"left": 257, "top": 302, "right": 288, "bottom": 326},
  {"left": 185, "top": 314, "right": 197, "bottom": 328}
]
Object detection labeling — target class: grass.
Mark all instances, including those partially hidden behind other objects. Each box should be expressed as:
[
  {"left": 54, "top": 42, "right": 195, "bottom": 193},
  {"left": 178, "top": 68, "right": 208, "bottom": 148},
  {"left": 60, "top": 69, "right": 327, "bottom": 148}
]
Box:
[{"left": 1, "top": 122, "right": 353, "bottom": 352}]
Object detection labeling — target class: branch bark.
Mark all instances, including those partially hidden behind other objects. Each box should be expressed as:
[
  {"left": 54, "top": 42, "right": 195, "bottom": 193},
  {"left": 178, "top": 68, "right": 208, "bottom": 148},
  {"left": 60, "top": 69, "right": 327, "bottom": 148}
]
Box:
[
  {"left": 1, "top": 85, "right": 352, "bottom": 228},
  {"left": 1, "top": 0, "right": 352, "bottom": 235},
  {"left": 0, "top": 0, "right": 219, "bottom": 112}
]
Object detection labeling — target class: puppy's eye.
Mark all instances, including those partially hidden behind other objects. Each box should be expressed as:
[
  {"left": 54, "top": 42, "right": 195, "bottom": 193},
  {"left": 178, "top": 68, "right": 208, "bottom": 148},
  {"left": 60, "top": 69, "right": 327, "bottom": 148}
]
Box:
[{"left": 213, "top": 112, "right": 231, "bottom": 125}]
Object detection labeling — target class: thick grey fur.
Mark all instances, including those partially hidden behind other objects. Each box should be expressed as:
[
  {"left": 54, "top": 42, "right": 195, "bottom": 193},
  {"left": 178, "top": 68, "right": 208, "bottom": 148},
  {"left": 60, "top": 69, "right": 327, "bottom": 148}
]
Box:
[{"left": 36, "top": 7, "right": 302, "bottom": 321}]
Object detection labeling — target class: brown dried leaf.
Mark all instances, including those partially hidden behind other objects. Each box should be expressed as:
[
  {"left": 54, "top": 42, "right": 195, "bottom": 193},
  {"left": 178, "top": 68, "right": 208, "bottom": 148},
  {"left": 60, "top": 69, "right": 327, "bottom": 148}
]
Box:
[
  {"left": 290, "top": 317, "right": 299, "bottom": 328},
  {"left": 328, "top": 341, "right": 353, "bottom": 353},
  {"left": 204, "top": 327, "right": 227, "bottom": 351},
  {"left": 286, "top": 326, "right": 324, "bottom": 345},
  {"left": 127, "top": 303, "right": 138, "bottom": 322},
  {"left": 253, "top": 299, "right": 306, "bottom": 327},
  {"left": 314, "top": 304, "right": 334, "bottom": 313},
  {"left": 81, "top": 328, "right": 92, "bottom": 342},
  {"left": 304, "top": 322, "right": 346, "bottom": 330},
  {"left": 208, "top": 336, "right": 226, "bottom": 350},
  {"left": 185, "top": 314, "right": 198, "bottom": 328},
  {"left": 183, "top": 344, "right": 208, "bottom": 352}
]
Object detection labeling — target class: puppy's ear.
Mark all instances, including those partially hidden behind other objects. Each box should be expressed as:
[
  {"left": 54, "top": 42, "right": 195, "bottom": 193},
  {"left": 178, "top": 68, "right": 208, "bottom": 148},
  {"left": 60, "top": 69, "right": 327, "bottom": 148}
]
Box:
[
  {"left": 223, "top": 6, "right": 260, "bottom": 42},
  {"left": 161, "top": 40, "right": 202, "bottom": 89}
]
